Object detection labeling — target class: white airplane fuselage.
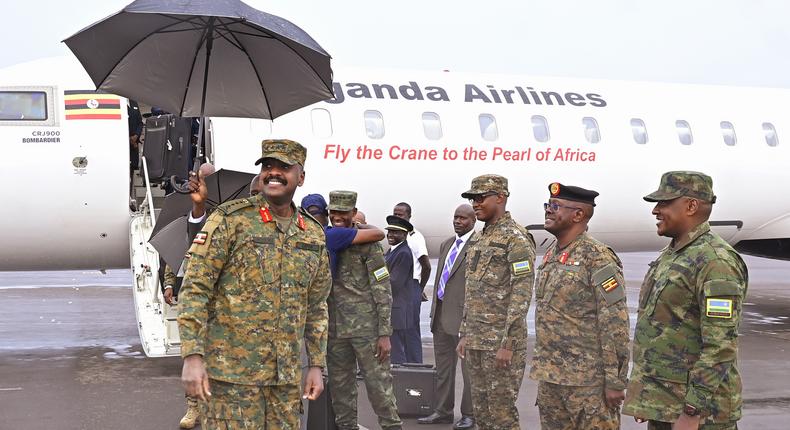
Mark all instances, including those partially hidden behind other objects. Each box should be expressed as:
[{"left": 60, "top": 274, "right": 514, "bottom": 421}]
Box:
[{"left": 2, "top": 56, "right": 789, "bottom": 271}]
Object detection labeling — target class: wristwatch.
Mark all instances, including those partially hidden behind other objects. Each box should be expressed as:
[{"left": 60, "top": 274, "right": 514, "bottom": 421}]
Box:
[{"left": 683, "top": 404, "right": 700, "bottom": 417}]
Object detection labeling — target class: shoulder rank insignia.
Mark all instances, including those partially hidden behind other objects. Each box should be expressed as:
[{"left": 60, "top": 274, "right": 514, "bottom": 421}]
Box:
[
  {"left": 512, "top": 260, "right": 531, "bottom": 275},
  {"left": 601, "top": 276, "right": 619, "bottom": 292},
  {"left": 706, "top": 298, "right": 733, "bottom": 318},
  {"left": 193, "top": 231, "right": 208, "bottom": 245},
  {"left": 373, "top": 266, "right": 390, "bottom": 281}
]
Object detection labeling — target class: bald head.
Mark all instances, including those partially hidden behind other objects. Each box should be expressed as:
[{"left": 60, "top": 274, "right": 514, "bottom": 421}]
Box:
[
  {"left": 453, "top": 204, "right": 475, "bottom": 236},
  {"left": 249, "top": 174, "right": 262, "bottom": 196},
  {"left": 353, "top": 210, "right": 367, "bottom": 224}
]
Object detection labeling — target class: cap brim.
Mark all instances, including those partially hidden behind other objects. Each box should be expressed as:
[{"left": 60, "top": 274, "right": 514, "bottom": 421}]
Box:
[
  {"left": 643, "top": 191, "right": 682, "bottom": 202},
  {"left": 386, "top": 225, "right": 409, "bottom": 232},
  {"left": 461, "top": 189, "right": 485, "bottom": 198},
  {"left": 255, "top": 155, "right": 299, "bottom": 166}
]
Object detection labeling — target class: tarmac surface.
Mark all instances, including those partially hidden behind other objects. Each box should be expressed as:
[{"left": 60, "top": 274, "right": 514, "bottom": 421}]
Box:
[{"left": 0, "top": 253, "right": 788, "bottom": 429}]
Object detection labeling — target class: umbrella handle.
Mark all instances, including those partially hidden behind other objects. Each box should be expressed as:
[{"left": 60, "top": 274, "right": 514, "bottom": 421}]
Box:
[{"left": 169, "top": 158, "right": 202, "bottom": 194}]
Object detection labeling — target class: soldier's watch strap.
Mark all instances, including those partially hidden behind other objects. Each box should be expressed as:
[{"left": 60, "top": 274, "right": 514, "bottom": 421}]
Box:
[{"left": 683, "top": 403, "right": 700, "bottom": 417}]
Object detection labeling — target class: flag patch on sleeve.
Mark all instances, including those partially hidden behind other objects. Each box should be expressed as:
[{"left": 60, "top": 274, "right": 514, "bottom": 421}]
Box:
[
  {"left": 373, "top": 266, "right": 390, "bottom": 281},
  {"left": 512, "top": 260, "right": 531, "bottom": 275},
  {"left": 600, "top": 276, "right": 619, "bottom": 292},
  {"left": 706, "top": 298, "right": 733, "bottom": 318},
  {"left": 193, "top": 231, "right": 208, "bottom": 245}
]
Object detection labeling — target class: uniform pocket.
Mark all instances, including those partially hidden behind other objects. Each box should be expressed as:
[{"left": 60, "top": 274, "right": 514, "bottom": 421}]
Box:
[{"left": 201, "top": 382, "right": 257, "bottom": 427}]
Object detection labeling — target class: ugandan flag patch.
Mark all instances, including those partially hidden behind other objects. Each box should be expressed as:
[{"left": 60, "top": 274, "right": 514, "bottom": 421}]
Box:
[
  {"left": 64, "top": 90, "right": 122, "bottom": 120},
  {"left": 600, "top": 276, "right": 619, "bottom": 293},
  {"left": 512, "top": 260, "right": 531, "bottom": 275},
  {"left": 373, "top": 266, "right": 390, "bottom": 281},
  {"left": 193, "top": 231, "right": 208, "bottom": 245},
  {"left": 706, "top": 298, "right": 733, "bottom": 318}
]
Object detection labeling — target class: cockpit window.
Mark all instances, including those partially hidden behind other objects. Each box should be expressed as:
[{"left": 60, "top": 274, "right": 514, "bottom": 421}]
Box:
[{"left": 0, "top": 91, "right": 47, "bottom": 121}]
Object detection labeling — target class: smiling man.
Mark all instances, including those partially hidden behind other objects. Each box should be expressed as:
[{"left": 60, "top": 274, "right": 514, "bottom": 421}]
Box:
[
  {"left": 456, "top": 174, "right": 535, "bottom": 430},
  {"left": 529, "top": 183, "right": 630, "bottom": 430},
  {"left": 623, "top": 171, "right": 748, "bottom": 430},
  {"left": 177, "top": 139, "right": 331, "bottom": 429}
]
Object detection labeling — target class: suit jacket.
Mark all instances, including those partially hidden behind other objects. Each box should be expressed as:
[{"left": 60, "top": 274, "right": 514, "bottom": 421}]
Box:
[
  {"left": 386, "top": 241, "right": 416, "bottom": 330},
  {"left": 430, "top": 232, "right": 476, "bottom": 335}
]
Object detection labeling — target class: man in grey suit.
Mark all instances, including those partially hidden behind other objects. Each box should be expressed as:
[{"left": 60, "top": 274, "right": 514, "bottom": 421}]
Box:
[{"left": 417, "top": 204, "right": 476, "bottom": 429}]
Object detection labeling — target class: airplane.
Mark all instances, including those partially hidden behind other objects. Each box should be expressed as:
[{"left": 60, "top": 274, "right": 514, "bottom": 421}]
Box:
[{"left": 1, "top": 55, "right": 788, "bottom": 356}]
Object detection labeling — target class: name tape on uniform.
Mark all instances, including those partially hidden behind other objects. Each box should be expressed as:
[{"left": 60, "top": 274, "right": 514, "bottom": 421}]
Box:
[
  {"left": 706, "top": 298, "right": 733, "bottom": 319},
  {"left": 373, "top": 266, "right": 390, "bottom": 281}
]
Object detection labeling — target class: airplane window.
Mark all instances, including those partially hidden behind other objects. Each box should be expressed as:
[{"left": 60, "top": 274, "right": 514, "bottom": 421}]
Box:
[
  {"left": 630, "top": 118, "right": 648, "bottom": 144},
  {"left": 364, "top": 110, "right": 385, "bottom": 139},
  {"left": 479, "top": 114, "right": 498, "bottom": 141},
  {"left": 582, "top": 117, "right": 601, "bottom": 143},
  {"left": 0, "top": 91, "right": 47, "bottom": 121},
  {"left": 763, "top": 122, "right": 779, "bottom": 147},
  {"left": 532, "top": 115, "right": 550, "bottom": 142},
  {"left": 720, "top": 121, "right": 737, "bottom": 146},
  {"left": 311, "top": 108, "right": 333, "bottom": 138},
  {"left": 676, "top": 120, "right": 693, "bottom": 145},
  {"left": 422, "top": 112, "right": 443, "bottom": 140}
]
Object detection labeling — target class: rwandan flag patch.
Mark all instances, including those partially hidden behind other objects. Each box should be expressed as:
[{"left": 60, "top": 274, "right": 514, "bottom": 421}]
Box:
[
  {"left": 373, "top": 266, "right": 389, "bottom": 281},
  {"left": 601, "top": 276, "right": 619, "bottom": 293},
  {"left": 706, "top": 298, "right": 733, "bottom": 318},
  {"left": 512, "top": 260, "right": 531, "bottom": 275},
  {"left": 193, "top": 231, "right": 208, "bottom": 245}
]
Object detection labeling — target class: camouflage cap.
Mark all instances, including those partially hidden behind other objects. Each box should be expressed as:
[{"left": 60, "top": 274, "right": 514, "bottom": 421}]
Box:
[
  {"left": 254, "top": 139, "right": 307, "bottom": 167},
  {"left": 328, "top": 190, "right": 358, "bottom": 211},
  {"left": 461, "top": 174, "right": 510, "bottom": 198},
  {"left": 643, "top": 171, "right": 717, "bottom": 203}
]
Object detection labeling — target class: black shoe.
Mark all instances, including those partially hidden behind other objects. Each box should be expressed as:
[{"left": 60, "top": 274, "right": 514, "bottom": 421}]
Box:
[
  {"left": 417, "top": 412, "right": 454, "bottom": 424},
  {"left": 453, "top": 416, "right": 475, "bottom": 430}
]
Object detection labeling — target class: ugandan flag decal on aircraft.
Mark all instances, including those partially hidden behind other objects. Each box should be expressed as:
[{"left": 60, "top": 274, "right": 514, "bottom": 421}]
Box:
[{"left": 64, "top": 90, "right": 122, "bottom": 120}]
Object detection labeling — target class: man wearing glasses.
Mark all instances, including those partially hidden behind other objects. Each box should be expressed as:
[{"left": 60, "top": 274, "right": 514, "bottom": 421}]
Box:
[
  {"left": 455, "top": 174, "right": 535, "bottom": 430},
  {"left": 529, "top": 183, "right": 630, "bottom": 430}
]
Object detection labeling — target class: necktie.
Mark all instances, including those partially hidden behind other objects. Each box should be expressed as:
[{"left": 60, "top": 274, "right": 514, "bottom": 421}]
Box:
[{"left": 437, "top": 238, "right": 463, "bottom": 300}]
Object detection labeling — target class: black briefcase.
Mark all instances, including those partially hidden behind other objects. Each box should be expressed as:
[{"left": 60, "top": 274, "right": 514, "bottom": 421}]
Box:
[
  {"left": 142, "top": 114, "right": 192, "bottom": 182},
  {"left": 306, "top": 375, "right": 336, "bottom": 430},
  {"left": 390, "top": 363, "right": 438, "bottom": 417}
]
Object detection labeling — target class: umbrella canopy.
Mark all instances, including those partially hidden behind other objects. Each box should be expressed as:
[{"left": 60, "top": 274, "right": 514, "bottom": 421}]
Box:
[
  {"left": 63, "top": 0, "right": 333, "bottom": 119},
  {"left": 149, "top": 168, "right": 256, "bottom": 268}
]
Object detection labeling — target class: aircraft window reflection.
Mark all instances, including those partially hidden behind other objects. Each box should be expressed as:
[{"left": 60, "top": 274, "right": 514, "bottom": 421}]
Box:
[
  {"left": 311, "top": 108, "right": 333, "bottom": 138},
  {"left": 532, "top": 115, "right": 550, "bottom": 142},
  {"left": 422, "top": 112, "right": 442, "bottom": 140},
  {"left": 364, "top": 110, "right": 385, "bottom": 139},
  {"left": 479, "top": 114, "right": 498, "bottom": 141},
  {"left": 582, "top": 117, "right": 600, "bottom": 143},
  {"left": 720, "top": 121, "right": 737, "bottom": 146},
  {"left": 763, "top": 122, "right": 779, "bottom": 147},
  {"left": 676, "top": 120, "right": 693, "bottom": 145},
  {"left": 0, "top": 91, "right": 47, "bottom": 121},
  {"left": 630, "top": 118, "right": 648, "bottom": 144}
]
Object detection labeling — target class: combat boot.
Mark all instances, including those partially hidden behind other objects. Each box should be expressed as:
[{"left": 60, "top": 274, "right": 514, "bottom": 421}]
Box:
[{"left": 179, "top": 397, "right": 200, "bottom": 429}]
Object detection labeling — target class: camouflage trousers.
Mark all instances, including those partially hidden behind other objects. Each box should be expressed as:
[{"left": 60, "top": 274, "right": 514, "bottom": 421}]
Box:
[
  {"left": 647, "top": 420, "right": 738, "bottom": 430},
  {"left": 199, "top": 379, "right": 300, "bottom": 430},
  {"left": 466, "top": 348, "right": 527, "bottom": 430},
  {"left": 327, "top": 336, "right": 402, "bottom": 430},
  {"left": 536, "top": 381, "right": 619, "bottom": 430}
]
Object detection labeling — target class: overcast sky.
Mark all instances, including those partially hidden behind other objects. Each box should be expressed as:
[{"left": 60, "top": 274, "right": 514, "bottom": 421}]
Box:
[{"left": 3, "top": 0, "right": 789, "bottom": 88}]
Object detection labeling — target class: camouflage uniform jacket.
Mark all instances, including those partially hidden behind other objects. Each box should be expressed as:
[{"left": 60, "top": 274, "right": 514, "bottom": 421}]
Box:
[
  {"left": 529, "top": 232, "right": 630, "bottom": 390},
  {"left": 623, "top": 222, "right": 748, "bottom": 423},
  {"left": 460, "top": 212, "right": 535, "bottom": 350},
  {"left": 177, "top": 194, "right": 331, "bottom": 386},
  {"left": 328, "top": 236, "right": 393, "bottom": 339}
]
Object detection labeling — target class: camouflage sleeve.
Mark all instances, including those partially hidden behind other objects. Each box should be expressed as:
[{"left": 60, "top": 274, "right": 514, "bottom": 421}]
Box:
[
  {"left": 501, "top": 233, "right": 535, "bottom": 349},
  {"left": 304, "top": 245, "right": 332, "bottom": 368},
  {"left": 685, "top": 255, "right": 748, "bottom": 413},
  {"left": 590, "top": 250, "right": 630, "bottom": 391},
  {"left": 366, "top": 244, "right": 393, "bottom": 337},
  {"left": 177, "top": 212, "right": 231, "bottom": 358},
  {"left": 163, "top": 264, "right": 177, "bottom": 292}
]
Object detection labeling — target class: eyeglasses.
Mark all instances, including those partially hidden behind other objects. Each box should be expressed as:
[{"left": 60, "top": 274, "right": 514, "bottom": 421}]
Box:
[
  {"left": 544, "top": 202, "right": 582, "bottom": 212},
  {"left": 468, "top": 192, "right": 498, "bottom": 204}
]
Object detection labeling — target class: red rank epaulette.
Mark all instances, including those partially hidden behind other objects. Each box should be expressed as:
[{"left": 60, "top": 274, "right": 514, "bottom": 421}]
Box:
[
  {"left": 259, "top": 207, "right": 273, "bottom": 223},
  {"left": 297, "top": 213, "right": 306, "bottom": 230}
]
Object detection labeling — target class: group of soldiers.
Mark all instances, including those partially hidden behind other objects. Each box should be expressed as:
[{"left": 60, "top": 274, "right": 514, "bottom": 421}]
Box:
[{"left": 175, "top": 139, "right": 748, "bottom": 430}]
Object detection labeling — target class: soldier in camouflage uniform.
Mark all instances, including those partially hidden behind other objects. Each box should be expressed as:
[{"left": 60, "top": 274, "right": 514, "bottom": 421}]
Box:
[
  {"left": 177, "top": 139, "right": 332, "bottom": 429},
  {"left": 326, "top": 190, "right": 402, "bottom": 430},
  {"left": 529, "top": 183, "right": 630, "bottom": 430},
  {"left": 623, "top": 171, "right": 748, "bottom": 430},
  {"left": 456, "top": 174, "right": 535, "bottom": 430}
]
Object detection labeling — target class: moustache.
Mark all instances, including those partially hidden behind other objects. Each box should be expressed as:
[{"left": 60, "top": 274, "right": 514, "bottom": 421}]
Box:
[{"left": 263, "top": 176, "right": 288, "bottom": 186}]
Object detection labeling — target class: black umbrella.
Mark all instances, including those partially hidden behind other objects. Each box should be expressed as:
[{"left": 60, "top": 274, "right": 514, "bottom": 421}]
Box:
[
  {"left": 148, "top": 168, "right": 256, "bottom": 269},
  {"left": 64, "top": 0, "right": 333, "bottom": 190}
]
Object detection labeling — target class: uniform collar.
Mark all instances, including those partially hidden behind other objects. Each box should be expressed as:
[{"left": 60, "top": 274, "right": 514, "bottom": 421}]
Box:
[
  {"left": 254, "top": 194, "right": 304, "bottom": 232},
  {"left": 670, "top": 221, "right": 710, "bottom": 252},
  {"left": 482, "top": 211, "right": 513, "bottom": 233}
]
